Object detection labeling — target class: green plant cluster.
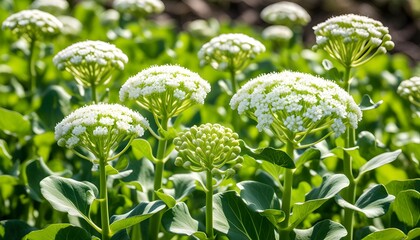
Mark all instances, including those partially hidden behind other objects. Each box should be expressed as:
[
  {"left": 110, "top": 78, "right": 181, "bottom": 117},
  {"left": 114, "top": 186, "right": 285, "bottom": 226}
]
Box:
[{"left": 0, "top": 0, "right": 419, "bottom": 240}]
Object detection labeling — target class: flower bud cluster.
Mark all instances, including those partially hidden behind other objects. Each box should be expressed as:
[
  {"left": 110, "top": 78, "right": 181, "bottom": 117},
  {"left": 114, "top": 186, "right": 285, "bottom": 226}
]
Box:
[
  {"left": 260, "top": 1, "right": 310, "bottom": 27},
  {"left": 113, "top": 0, "right": 165, "bottom": 17},
  {"left": 119, "top": 65, "right": 211, "bottom": 119},
  {"left": 53, "top": 40, "right": 128, "bottom": 87},
  {"left": 198, "top": 33, "right": 265, "bottom": 72},
  {"left": 313, "top": 14, "right": 394, "bottom": 67},
  {"left": 262, "top": 25, "right": 293, "bottom": 43},
  {"left": 397, "top": 76, "right": 420, "bottom": 107},
  {"left": 230, "top": 71, "right": 362, "bottom": 145},
  {"left": 31, "top": 0, "right": 69, "bottom": 14},
  {"left": 174, "top": 123, "right": 243, "bottom": 177},
  {"left": 2, "top": 9, "right": 62, "bottom": 42},
  {"left": 55, "top": 103, "right": 149, "bottom": 160}
]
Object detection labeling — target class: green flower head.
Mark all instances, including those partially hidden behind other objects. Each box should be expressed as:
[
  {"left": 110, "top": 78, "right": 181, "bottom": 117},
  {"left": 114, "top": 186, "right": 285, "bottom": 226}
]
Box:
[
  {"left": 2, "top": 9, "right": 62, "bottom": 42},
  {"left": 198, "top": 33, "right": 265, "bottom": 73},
  {"left": 53, "top": 40, "right": 128, "bottom": 87},
  {"left": 174, "top": 123, "right": 243, "bottom": 177},
  {"left": 119, "top": 64, "right": 211, "bottom": 119},
  {"left": 313, "top": 14, "right": 394, "bottom": 68},
  {"left": 230, "top": 71, "right": 362, "bottom": 148},
  {"left": 113, "top": 0, "right": 165, "bottom": 18},
  {"left": 55, "top": 103, "right": 149, "bottom": 162},
  {"left": 397, "top": 76, "right": 420, "bottom": 107},
  {"left": 260, "top": 1, "right": 310, "bottom": 27}
]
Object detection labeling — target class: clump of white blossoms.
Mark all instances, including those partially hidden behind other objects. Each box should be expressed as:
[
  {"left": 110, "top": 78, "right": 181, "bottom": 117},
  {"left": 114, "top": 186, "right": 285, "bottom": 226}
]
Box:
[
  {"left": 230, "top": 71, "right": 362, "bottom": 147},
  {"left": 57, "top": 16, "right": 82, "bottom": 36},
  {"left": 113, "top": 0, "right": 165, "bottom": 18},
  {"left": 187, "top": 18, "right": 220, "bottom": 39},
  {"left": 174, "top": 123, "right": 243, "bottom": 178},
  {"left": 262, "top": 25, "right": 293, "bottom": 43},
  {"left": 397, "top": 76, "right": 420, "bottom": 107},
  {"left": 31, "top": 0, "right": 69, "bottom": 14},
  {"left": 2, "top": 9, "right": 62, "bottom": 42},
  {"left": 198, "top": 33, "right": 265, "bottom": 73},
  {"left": 55, "top": 103, "right": 149, "bottom": 161},
  {"left": 261, "top": 1, "right": 310, "bottom": 27},
  {"left": 53, "top": 40, "right": 128, "bottom": 87},
  {"left": 119, "top": 65, "right": 211, "bottom": 119},
  {"left": 313, "top": 14, "right": 394, "bottom": 68}
]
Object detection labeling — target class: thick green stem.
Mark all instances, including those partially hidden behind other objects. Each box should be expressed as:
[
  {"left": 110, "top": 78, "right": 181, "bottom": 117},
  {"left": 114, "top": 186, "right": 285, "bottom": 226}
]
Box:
[
  {"left": 27, "top": 39, "right": 36, "bottom": 94},
  {"left": 342, "top": 66, "right": 356, "bottom": 240},
  {"left": 206, "top": 170, "right": 214, "bottom": 240},
  {"left": 229, "top": 68, "right": 238, "bottom": 94},
  {"left": 149, "top": 116, "right": 169, "bottom": 240},
  {"left": 229, "top": 69, "right": 240, "bottom": 131},
  {"left": 279, "top": 141, "right": 294, "bottom": 240},
  {"left": 99, "top": 160, "right": 111, "bottom": 240},
  {"left": 91, "top": 82, "right": 98, "bottom": 103}
]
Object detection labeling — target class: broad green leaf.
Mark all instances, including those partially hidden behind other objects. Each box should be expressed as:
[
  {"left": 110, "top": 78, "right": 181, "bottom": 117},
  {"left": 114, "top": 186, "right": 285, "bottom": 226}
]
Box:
[
  {"left": 0, "top": 107, "right": 30, "bottom": 136},
  {"left": 386, "top": 179, "right": 420, "bottom": 196},
  {"left": 294, "top": 219, "right": 347, "bottom": 240},
  {"left": 164, "top": 173, "right": 198, "bottom": 201},
  {"left": 23, "top": 224, "right": 91, "bottom": 240},
  {"left": 238, "top": 181, "right": 284, "bottom": 226},
  {"left": 362, "top": 228, "right": 406, "bottom": 240},
  {"left": 359, "top": 94, "right": 383, "bottom": 111},
  {"left": 336, "top": 184, "right": 395, "bottom": 218},
  {"left": 237, "top": 180, "right": 281, "bottom": 212},
  {"left": 359, "top": 150, "right": 402, "bottom": 177},
  {"left": 240, "top": 140, "right": 295, "bottom": 169},
  {"left": 36, "top": 85, "right": 71, "bottom": 130},
  {"left": 105, "top": 164, "right": 120, "bottom": 175},
  {"left": 0, "top": 175, "right": 19, "bottom": 200},
  {"left": 407, "top": 228, "right": 420, "bottom": 240},
  {"left": 24, "top": 159, "right": 54, "bottom": 202},
  {"left": 295, "top": 148, "right": 321, "bottom": 169},
  {"left": 290, "top": 174, "right": 349, "bottom": 228},
  {"left": 0, "top": 220, "right": 35, "bottom": 240},
  {"left": 122, "top": 158, "right": 155, "bottom": 201},
  {"left": 162, "top": 202, "right": 206, "bottom": 239},
  {"left": 213, "top": 191, "right": 276, "bottom": 240},
  {"left": 155, "top": 190, "right": 176, "bottom": 208},
  {"left": 110, "top": 200, "right": 166, "bottom": 233},
  {"left": 40, "top": 176, "right": 98, "bottom": 219},
  {"left": 393, "top": 190, "right": 420, "bottom": 227},
  {"left": 131, "top": 139, "right": 157, "bottom": 163}
]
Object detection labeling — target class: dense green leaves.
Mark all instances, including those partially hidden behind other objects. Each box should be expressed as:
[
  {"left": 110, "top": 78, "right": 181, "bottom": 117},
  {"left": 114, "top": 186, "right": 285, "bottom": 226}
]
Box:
[
  {"left": 213, "top": 191, "right": 276, "bottom": 240},
  {"left": 23, "top": 224, "right": 91, "bottom": 240},
  {"left": 0, "top": 220, "right": 34, "bottom": 240},
  {"left": 294, "top": 220, "right": 347, "bottom": 240},
  {"left": 392, "top": 190, "right": 420, "bottom": 227}
]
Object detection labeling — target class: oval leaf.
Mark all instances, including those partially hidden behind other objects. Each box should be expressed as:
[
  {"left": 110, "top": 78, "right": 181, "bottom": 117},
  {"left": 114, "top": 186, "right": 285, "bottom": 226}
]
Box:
[
  {"left": 0, "top": 107, "right": 31, "bottom": 136},
  {"left": 240, "top": 140, "right": 295, "bottom": 169},
  {"left": 40, "top": 176, "right": 98, "bottom": 219},
  {"left": 238, "top": 180, "right": 281, "bottom": 212},
  {"left": 213, "top": 191, "right": 276, "bottom": 240},
  {"left": 294, "top": 219, "right": 347, "bottom": 240},
  {"left": 131, "top": 139, "right": 157, "bottom": 163},
  {"left": 162, "top": 202, "right": 205, "bottom": 238},
  {"left": 359, "top": 94, "right": 383, "bottom": 111},
  {"left": 362, "top": 228, "right": 406, "bottom": 240},
  {"left": 407, "top": 228, "right": 420, "bottom": 240},
  {"left": 110, "top": 200, "right": 166, "bottom": 233},
  {"left": 23, "top": 224, "right": 91, "bottom": 240},
  {"left": 359, "top": 150, "right": 402, "bottom": 176},
  {"left": 393, "top": 190, "right": 420, "bottom": 227},
  {"left": 295, "top": 148, "right": 321, "bottom": 169},
  {"left": 336, "top": 184, "right": 395, "bottom": 218},
  {"left": 155, "top": 190, "right": 176, "bottom": 208}
]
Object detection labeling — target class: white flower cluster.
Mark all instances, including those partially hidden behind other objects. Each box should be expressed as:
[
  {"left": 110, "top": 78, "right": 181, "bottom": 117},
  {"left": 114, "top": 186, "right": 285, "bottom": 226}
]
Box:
[
  {"left": 397, "top": 76, "right": 420, "bottom": 106},
  {"left": 113, "top": 0, "right": 165, "bottom": 17},
  {"left": 119, "top": 65, "right": 211, "bottom": 118},
  {"left": 31, "top": 0, "right": 69, "bottom": 14},
  {"left": 230, "top": 71, "right": 362, "bottom": 143},
  {"left": 313, "top": 14, "right": 394, "bottom": 67},
  {"left": 2, "top": 9, "right": 62, "bottom": 41},
  {"left": 53, "top": 40, "right": 128, "bottom": 87},
  {"left": 187, "top": 19, "right": 220, "bottom": 38},
  {"left": 57, "top": 16, "right": 82, "bottom": 36},
  {"left": 198, "top": 33, "right": 265, "bottom": 72},
  {"left": 262, "top": 25, "right": 293, "bottom": 42},
  {"left": 55, "top": 103, "right": 149, "bottom": 159},
  {"left": 261, "top": 1, "right": 310, "bottom": 27},
  {"left": 174, "top": 123, "right": 243, "bottom": 175}
]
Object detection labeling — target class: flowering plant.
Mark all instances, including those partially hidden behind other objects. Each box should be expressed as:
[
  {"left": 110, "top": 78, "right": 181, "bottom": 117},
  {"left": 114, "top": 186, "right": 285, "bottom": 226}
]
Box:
[
  {"left": 231, "top": 71, "right": 362, "bottom": 148},
  {"left": 31, "top": 0, "right": 69, "bottom": 14},
  {"left": 55, "top": 103, "right": 149, "bottom": 161},
  {"left": 313, "top": 14, "right": 394, "bottom": 68},
  {"left": 260, "top": 1, "right": 310, "bottom": 27},
  {"left": 397, "top": 76, "right": 420, "bottom": 107},
  {"left": 113, "top": 0, "right": 165, "bottom": 18}
]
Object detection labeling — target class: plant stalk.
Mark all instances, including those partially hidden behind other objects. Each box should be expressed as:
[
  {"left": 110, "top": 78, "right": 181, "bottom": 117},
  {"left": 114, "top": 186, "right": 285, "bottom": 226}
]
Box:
[
  {"left": 27, "top": 39, "right": 36, "bottom": 94},
  {"left": 149, "top": 116, "right": 169, "bottom": 240},
  {"left": 342, "top": 66, "right": 356, "bottom": 240},
  {"left": 229, "top": 68, "right": 241, "bottom": 131},
  {"left": 206, "top": 169, "right": 215, "bottom": 240},
  {"left": 279, "top": 141, "right": 294, "bottom": 240},
  {"left": 99, "top": 159, "right": 111, "bottom": 240},
  {"left": 91, "top": 81, "right": 98, "bottom": 103}
]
